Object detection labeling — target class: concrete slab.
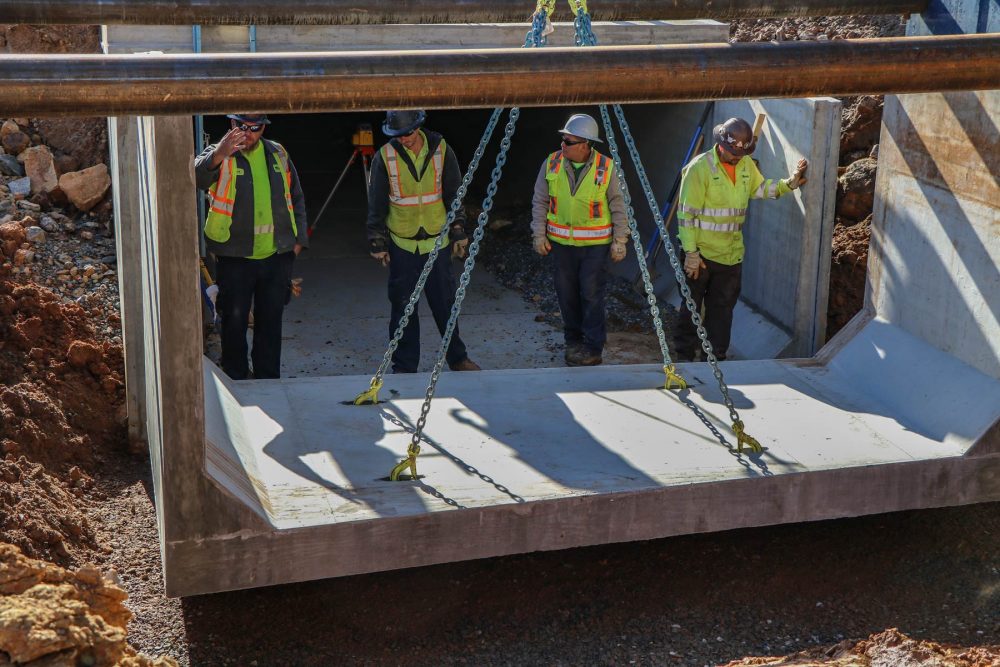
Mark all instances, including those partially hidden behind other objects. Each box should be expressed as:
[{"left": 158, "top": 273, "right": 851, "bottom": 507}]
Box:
[{"left": 201, "top": 318, "right": 999, "bottom": 586}]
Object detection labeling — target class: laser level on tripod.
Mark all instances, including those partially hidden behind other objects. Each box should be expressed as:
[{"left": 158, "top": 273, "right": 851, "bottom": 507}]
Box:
[{"left": 308, "top": 123, "right": 375, "bottom": 238}]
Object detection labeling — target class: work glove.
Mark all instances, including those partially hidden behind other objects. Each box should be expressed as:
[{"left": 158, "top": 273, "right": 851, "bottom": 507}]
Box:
[
  {"left": 786, "top": 158, "right": 809, "bottom": 190},
  {"left": 452, "top": 238, "right": 470, "bottom": 260},
  {"left": 609, "top": 240, "right": 627, "bottom": 263},
  {"left": 533, "top": 236, "right": 552, "bottom": 257},
  {"left": 684, "top": 250, "right": 706, "bottom": 280}
]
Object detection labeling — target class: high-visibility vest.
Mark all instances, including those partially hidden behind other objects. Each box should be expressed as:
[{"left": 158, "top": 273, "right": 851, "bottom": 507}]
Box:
[
  {"left": 544, "top": 150, "right": 613, "bottom": 247},
  {"left": 204, "top": 139, "right": 296, "bottom": 244},
  {"left": 677, "top": 147, "right": 791, "bottom": 266},
  {"left": 382, "top": 135, "right": 448, "bottom": 254}
]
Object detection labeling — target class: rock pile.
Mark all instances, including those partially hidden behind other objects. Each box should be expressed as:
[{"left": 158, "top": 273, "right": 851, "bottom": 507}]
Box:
[{"left": 0, "top": 544, "right": 177, "bottom": 666}]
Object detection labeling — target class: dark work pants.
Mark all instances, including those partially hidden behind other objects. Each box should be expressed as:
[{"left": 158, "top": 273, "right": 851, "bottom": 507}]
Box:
[
  {"left": 674, "top": 255, "right": 742, "bottom": 361},
  {"left": 215, "top": 252, "right": 294, "bottom": 380},
  {"left": 388, "top": 242, "right": 468, "bottom": 373},
  {"left": 551, "top": 242, "right": 610, "bottom": 354}
]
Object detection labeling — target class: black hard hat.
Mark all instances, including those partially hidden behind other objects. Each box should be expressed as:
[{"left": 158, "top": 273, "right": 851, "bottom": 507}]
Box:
[
  {"left": 226, "top": 113, "right": 271, "bottom": 125},
  {"left": 714, "top": 117, "right": 756, "bottom": 157},
  {"left": 382, "top": 110, "right": 426, "bottom": 137}
]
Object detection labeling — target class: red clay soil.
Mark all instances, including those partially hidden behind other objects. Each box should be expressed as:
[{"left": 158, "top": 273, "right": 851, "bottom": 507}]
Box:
[
  {"left": 827, "top": 216, "right": 872, "bottom": 338},
  {"left": 0, "top": 276, "right": 126, "bottom": 566}
]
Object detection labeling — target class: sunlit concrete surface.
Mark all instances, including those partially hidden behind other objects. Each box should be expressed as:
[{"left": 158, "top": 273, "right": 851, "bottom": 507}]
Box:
[{"left": 207, "top": 317, "right": 1000, "bottom": 532}]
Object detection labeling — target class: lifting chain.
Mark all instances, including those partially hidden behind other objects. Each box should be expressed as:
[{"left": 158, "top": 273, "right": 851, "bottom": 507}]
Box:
[
  {"left": 598, "top": 104, "right": 686, "bottom": 392},
  {"left": 389, "top": 108, "right": 522, "bottom": 481},
  {"left": 351, "top": 108, "right": 505, "bottom": 406},
  {"left": 574, "top": 2, "right": 762, "bottom": 454}
]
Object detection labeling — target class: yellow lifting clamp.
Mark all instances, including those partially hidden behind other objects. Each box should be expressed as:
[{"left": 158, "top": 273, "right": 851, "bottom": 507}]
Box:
[
  {"left": 389, "top": 443, "right": 422, "bottom": 481},
  {"left": 662, "top": 364, "right": 687, "bottom": 391},
  {"left": 352, "top": 378, "right": 383, "bottom": 406},
  {"left": 732, "top": 419, "right": 763, "bottom": 454}
]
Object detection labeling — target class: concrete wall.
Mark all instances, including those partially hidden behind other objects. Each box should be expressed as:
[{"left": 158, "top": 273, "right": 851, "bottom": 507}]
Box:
[
  {"left": 712, "top": 98, "right": 840, "bottom": 358},
  {"left": 867, "top": 0, "right": 1000, "bottom": 380},
  {"left": 103, "top": 20, "right": 728, "bottom": 53}
]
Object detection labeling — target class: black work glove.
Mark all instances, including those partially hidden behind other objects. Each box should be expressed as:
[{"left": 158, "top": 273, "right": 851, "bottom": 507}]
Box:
[{"left": 369, "top": 237, "right": 387, "bottom": 255}]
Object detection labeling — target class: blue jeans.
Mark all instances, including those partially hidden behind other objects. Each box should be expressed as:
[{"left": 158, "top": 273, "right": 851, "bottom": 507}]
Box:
[
  {"left": 551, "top": 242, "right": 610, "bottom": 354},
  {"left": 387, "top": 242, "right": 468, "bottom": 373}
]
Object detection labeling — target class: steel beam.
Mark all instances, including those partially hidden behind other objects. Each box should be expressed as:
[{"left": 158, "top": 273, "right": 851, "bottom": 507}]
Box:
[
  {"left": 0, "top": 0, "right": 927, "bottom": 24},
  {"left": 0, "top": 35, "right": 996, "bottom": 117}
]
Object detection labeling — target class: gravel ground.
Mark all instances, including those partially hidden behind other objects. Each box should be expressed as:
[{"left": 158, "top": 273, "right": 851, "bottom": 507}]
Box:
[
  {"left": 90, "top": 451, "right": 999, "bottom": 667},
  {"left": 476, "top": 211, "right": 682, "bottom": 357}
]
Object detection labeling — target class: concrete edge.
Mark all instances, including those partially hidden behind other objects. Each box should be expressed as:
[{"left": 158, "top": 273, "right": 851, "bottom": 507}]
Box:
[{"left": 163, "top": 453, "right": 1000, "bottom": 597}]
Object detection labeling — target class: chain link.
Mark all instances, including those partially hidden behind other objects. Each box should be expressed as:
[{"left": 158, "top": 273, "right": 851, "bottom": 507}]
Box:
[
  {"left": 356, "top": 108, "right": 504, "bottom": 404},
  {"left": 597, "top": 105, "right": 681, "bottom": 386},
  {"left": 524, "top": 9, "right": 549, "bottom": 47},
  {"left": 391, "top": 108, "right": 522, "bottom": 480},
  {"left": 610, "top": 104, "right": 743, "bottom": 426},
  {"left": 575, "top": 4, "right": 758, "bottom": 451}
]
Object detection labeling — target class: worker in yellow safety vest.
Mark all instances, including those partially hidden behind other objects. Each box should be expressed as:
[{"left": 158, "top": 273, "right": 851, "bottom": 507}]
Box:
[
  {"left": 366, "top": 110, "right": 480, "bottom": 374},
  {"left": 673, "top": 117, "right": 808, "bottom": 361},
  {"left": 531, "top": 113, "right": 628, "bottom": 367},
  {"left": 195, "top": 113, "right": 308, "bottom": 380}
]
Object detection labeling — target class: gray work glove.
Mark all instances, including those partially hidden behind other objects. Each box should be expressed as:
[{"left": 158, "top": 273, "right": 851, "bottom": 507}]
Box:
[
  {"left": 786, "top": 158, "right": 809, "bottom": 190},
  {"left": 684, "top": 250, "right": 706, "bottom": 280},
  {"left": 609, "top": 240, "right": 627, "bottom": 263}
]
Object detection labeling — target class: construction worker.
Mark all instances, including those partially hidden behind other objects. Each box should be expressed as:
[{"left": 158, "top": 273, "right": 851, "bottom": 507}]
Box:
[
  {"left": 673, "top": 117, "right": 808, "bottom": 361},
  {"left": 195, "top": 113, "right": 308, "bottom": 380},
  {"left": 532, "top": 113, "right": 628, "bottom": 367},
  {"left": 367, "top": 110, "right": 480, "bottom": 374}
]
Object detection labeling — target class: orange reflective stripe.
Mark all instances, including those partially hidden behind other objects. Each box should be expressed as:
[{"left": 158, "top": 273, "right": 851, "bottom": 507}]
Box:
[
  {"left": 594, "top": 155, "right": 611, "bottom": 186},
  {"left": 548, "top": 151, "right": 563, "bottom": 174},
  {"left": 209, "top": 158, "right": 235, "bottom": 215},
  {"left": 590, "top": 201, "right": 603, "bottom": 218},
  {"left": 549, "top": 196, "right": 558, "bottom": 215}
]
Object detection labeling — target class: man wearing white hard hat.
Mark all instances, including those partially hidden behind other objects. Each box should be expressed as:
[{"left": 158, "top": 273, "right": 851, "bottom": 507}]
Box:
[{"left": 531, "top": 113, "right": 628, "bottom": 367}]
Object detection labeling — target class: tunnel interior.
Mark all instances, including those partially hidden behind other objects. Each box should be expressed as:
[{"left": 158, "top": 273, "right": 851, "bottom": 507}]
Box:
[{"left": 200, "top": 104, "right": 699, "bottom": 246}]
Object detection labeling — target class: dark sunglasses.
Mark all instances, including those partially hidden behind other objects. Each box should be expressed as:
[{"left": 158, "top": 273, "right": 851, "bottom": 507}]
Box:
[
  {"left": 561, "top": 136, "right": 587, "bottom": 147},
  {"left": 237, "top": 122, "right": 263, "bottom": 132}
]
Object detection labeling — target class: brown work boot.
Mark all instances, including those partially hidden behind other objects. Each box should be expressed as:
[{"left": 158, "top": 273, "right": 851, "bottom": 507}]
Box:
[
  {"left": 449, "top": 357, "right": 481, "bottom": 371},
  {"left": 566, "top": 346, "right": 602, "bottom": 367}
]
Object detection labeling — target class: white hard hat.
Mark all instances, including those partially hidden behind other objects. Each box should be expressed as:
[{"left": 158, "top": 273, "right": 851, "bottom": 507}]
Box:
[{"left": 557, "top": 113, "right": 602, "bottom": 143}]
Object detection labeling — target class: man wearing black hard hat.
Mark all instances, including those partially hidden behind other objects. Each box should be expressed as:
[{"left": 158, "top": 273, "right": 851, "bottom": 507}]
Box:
[
  {"left": 673, "top": 117, "right": 808, "bottom": 362},
  {"left": 195, "top": 113, "right": 308, "bottom": 380},
  {"left": 366, "top": 109, "right": 480, "bottom": 373}
]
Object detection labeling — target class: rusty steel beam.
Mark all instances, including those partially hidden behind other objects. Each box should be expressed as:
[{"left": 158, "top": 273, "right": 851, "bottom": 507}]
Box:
[
  {"left": 0, "top": 35, "right": 995, "bottom": 117},
  {"left": 0, "top": 0, "right": 927, "bottom": 24}
]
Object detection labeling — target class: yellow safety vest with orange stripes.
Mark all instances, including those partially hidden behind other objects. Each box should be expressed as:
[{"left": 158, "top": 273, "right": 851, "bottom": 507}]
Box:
[
  {"left": 381, "top": 135, "right": 448, "bottom": 254},
  {"left": 544, "top": 150, "right": 614, "bottom": 247},
  {"left": 204, "top": 140, "right": 296, "bottom": 244}
]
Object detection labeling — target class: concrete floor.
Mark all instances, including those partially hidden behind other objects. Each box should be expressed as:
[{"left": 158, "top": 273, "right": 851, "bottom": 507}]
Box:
[
  {"left": 208, "top": 316, "right": 1000, "bottom": 533},
  {"left": 278, "top": 204, "right": 663, "bottom": 377}
]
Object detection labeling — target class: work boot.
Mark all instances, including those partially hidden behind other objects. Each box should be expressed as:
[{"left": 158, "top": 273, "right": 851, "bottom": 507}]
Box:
[
  {"left": 564, "top": 342, "right": 585, "bottom": 366},
  {"left": 449, "top": 357, "right": 481, "bottom": 371},
  {"left": 566, "top": 346, "right": 602, "bottom": 367},
  {"left": 576, "top": 348, "right": 603, "bottom": 366}
]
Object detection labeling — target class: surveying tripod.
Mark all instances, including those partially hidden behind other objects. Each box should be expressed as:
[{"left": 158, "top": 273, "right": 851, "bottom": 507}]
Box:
[{"left": 308, "top": 123, "right": 375, "bottom": 238}]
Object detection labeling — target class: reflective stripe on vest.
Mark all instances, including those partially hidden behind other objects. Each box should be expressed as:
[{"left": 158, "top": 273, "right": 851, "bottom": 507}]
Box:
[
  {"left": 204, "top": 140, "right": 296, "bottom": 244},
  {"left": 384, "top": 142, "right": 444, "bottom": 208},
  {"left": 546, "top": 220, "right": 612, "bottom": 240},
  {"left": 544, "top": 150, "right": 614, "bottom": 246}
]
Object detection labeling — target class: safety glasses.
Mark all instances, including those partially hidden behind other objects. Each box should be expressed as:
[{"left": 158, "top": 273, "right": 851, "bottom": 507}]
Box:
[
  {"left": 561, "top": 136, "right": 587, "bottom": 147},
  {"left": 237, "top": 123, "right": 264, "bottom": 133}
]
